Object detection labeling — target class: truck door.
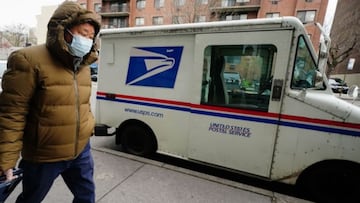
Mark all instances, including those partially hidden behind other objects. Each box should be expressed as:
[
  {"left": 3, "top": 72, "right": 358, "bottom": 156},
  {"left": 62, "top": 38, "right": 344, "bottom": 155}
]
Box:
[{"left": 188, "top": 30, "right": 292, "bottom": 177}]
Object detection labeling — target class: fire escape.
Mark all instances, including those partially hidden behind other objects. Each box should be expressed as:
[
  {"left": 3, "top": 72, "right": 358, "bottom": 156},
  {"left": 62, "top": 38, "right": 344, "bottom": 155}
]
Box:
[
  {"left": 98, "top": 0, "right": 130, "bottom": 28},
  {"left": 210, "top": 0, "right": 261, "bottom": 21}
]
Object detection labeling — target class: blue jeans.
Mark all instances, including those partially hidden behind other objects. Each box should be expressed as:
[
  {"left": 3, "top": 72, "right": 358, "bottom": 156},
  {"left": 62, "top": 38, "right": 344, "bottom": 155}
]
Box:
[{"left": 16, "top": 143, "right": 95, "bottom": 203}]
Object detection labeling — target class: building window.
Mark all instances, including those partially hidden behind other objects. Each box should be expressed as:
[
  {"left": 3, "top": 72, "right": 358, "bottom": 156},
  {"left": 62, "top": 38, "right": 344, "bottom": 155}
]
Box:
[
  {"left": 236, "top": 0, "right": 250, "bottom": 3},
  {"left": 305, "top": 0, "right": 313, "bottom": 2},
  {"left": 172, "top": 16, "right": 185, "bottom": 24},
  {"left": 195, "top": 15, "right": 206, "bottom": 23},
  {"left": 137, "top": 0, "right": 146, "bottom": 9},
  {"left": 94, "top": 3, "right": 102, "bottom": 13},
  {"left": 109, "top": 18, "right": 128, "bottom": 28},
  {"left": 174, "top": 0, "right": 185, "bottom": 7},
  {"left": 152, "top": 16, "right": 164, "bottom": 25},
  {"left": 266, "top": 12, "right": 280, "bottom": 18},
  {"left": 270, "top": 0, "right": 279, "bottom": 5},
  {"left": 222, "top": 0, "right": 236, "bottom": 7},
  {"left": 155, "top": 0, "right": 165, "bottom": 8},
  {"left": 225, "top": 14, "right": 247, "bottom": 21},
  {"left": 297, "top": 10, "right": 316, "bottom": 23},
  {"left": 135, "top": 17, "right": 145, "bottom": 26},
  {"left": 80, "top": 3, "right": 87, "bottom": 8},
  {"left": 110, "top": 3, "right": 119, "bottom": 12},
  {"left": 196, "top": 0, "right": 208, "bottom": 4}
]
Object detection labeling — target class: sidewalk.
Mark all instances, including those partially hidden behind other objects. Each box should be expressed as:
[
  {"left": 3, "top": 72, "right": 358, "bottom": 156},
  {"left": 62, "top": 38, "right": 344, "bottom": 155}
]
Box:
[{"left": 7, "top": 147, "right": 312, "bottom": 203}]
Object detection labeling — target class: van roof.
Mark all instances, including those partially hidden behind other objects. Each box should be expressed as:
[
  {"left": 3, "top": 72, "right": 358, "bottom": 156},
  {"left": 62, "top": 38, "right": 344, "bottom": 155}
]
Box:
[{"left": 100, "top": 16, "right": 304, "bottom": 37}]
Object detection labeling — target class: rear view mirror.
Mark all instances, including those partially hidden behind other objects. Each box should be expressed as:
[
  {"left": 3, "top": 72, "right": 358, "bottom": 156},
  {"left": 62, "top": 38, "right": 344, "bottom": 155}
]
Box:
[{"left": 314, "top": 70, "right": 324, "bottom": 89}]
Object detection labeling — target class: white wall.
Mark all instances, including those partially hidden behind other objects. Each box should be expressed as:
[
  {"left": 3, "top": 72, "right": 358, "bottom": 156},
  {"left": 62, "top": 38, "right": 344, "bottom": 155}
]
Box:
[{"left": 35, "top": 5, "right": 58, "bottom": 45}]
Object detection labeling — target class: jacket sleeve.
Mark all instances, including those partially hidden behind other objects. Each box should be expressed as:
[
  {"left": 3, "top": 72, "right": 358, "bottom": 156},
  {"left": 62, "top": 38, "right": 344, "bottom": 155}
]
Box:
[{"left": 0, "top": 51, "right": 37, "bottom": 171}]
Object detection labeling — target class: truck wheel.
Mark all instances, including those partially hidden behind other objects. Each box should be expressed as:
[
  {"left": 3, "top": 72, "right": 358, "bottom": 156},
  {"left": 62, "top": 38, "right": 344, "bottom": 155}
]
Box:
[
  {"left": 120, "top": 124, "right": 156, "bottom": 157},
  {"left": 296, "top": 161, "right": 360, "bottom": 202}
]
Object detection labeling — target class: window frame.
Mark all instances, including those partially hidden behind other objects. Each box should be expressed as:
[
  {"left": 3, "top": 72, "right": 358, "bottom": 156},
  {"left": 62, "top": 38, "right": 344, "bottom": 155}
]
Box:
[
  {"left": 270, "top": 0, "right": 279, "bottom": 5},
  {"left": 266, "top": 12, "right": 280, "bottom": 18},
  {"left": 196, "top": 0, "right": 208, "bottom": 5},
  {"left": 221, "top": 0, "right": 236, "bottom": 7},
  {"left": 174, "top": 0, "right": 186, "bottom": 7},
  {"left": 135, "top": 17, "right": 145, "bottom": 26},
  {"left": 291, "top": 35, "right": 318, "bottom": 89},
  {"left": 297, "top": 10, "right": 316, "bottom": 24},
  {"left": 136, "top": 0, "right": 146, "bottom": 9},
  {"left": 154, "top": 0, "right": 165, "bottom": 8},
  {"left": 152, "top": 16, "right": 164, "bottom": 25},
  {"left": 201, "top": 44, "right": 277, "bottom": 112},
  {"left": 172, "top": 15, "right": 185, "bottom": 24},
  {"left": 195, "top": 15, "right": 207, "bottom": 23},
  {"left": 224, "top": 14, "right": 247, "bottom": 21},
  {"left": 94, "top": 3, "right": 102, "bottom": 13}
]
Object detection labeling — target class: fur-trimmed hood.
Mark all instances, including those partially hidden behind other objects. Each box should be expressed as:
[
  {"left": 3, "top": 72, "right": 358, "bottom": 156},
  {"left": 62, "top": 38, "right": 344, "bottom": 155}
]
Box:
[{"left": 46, "top": 1, "right": 101, "bottom": 67}]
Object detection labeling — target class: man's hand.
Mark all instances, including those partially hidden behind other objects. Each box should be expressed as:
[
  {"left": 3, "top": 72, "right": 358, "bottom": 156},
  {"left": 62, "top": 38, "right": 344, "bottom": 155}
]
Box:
[{"left": 0, "top": 168, "right": 14, "bottom": 181}]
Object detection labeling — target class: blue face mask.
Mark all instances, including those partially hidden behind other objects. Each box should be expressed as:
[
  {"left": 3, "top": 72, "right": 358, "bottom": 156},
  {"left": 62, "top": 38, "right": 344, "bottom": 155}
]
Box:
[{"left": 67, "top": 30, "right": 93, "bottom": 57}]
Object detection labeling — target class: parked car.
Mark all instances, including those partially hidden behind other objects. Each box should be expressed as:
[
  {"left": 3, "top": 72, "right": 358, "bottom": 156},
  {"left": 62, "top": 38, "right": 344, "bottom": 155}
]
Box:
[{"left": 329, "top": 78, "right": 349, "bottom": 94}]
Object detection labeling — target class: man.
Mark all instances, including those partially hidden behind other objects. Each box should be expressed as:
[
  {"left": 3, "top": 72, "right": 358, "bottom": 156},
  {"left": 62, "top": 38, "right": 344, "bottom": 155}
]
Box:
[{"left": 0, "top": 1, "right": 100, "bottom": 202}]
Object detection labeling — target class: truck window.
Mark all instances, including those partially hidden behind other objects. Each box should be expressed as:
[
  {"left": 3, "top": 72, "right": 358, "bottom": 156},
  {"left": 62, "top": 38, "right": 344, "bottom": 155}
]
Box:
[
  {"left": 291, "top": 36, "right": 317, "bottom": 89},
  {"left": 201, "top": 45, "right": 276, "bottom": 111}
]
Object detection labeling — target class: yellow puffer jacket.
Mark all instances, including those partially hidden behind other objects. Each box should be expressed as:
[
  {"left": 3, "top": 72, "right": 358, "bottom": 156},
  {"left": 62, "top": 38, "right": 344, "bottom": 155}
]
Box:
[{"left": 0, "top": 1, "right": 100, "bottom": 171}]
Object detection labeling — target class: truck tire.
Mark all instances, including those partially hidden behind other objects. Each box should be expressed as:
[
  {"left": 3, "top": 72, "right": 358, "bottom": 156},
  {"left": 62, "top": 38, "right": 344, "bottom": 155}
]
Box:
[
  {"left": 296, "top": 161, "right": 360, "bottom": 203},
  {"left": 120, "top": 124, "right": 156, "bottom": 156}
]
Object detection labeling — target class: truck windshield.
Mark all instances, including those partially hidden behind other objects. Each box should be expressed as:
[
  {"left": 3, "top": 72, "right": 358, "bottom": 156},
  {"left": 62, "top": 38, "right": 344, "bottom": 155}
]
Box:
[{"left": 291, "top": 36, "right": 317, "bottom": 89}]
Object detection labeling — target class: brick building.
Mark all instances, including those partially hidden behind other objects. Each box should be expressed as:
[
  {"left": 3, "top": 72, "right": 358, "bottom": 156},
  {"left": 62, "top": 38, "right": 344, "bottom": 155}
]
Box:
[
  {"left": 258, "top": 0, "right": 328, "bottom": 52},
  {"left": 329, "top": 0, "right": 359, "bottom": 86},
  {"left": 77, "top": 0, "right": 328, "bottom": 52}
]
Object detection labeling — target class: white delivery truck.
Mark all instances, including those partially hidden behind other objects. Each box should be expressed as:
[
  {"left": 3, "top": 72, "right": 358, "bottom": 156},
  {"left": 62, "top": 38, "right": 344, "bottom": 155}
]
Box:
[{"left": 94, "top": 17, "right": 360, "bottom": 202}]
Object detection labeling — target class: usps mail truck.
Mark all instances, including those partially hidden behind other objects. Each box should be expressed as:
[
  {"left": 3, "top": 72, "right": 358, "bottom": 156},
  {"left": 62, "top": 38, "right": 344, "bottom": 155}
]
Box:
[{"left": 94, "top": 17, "right": 360, "bottom": 202}]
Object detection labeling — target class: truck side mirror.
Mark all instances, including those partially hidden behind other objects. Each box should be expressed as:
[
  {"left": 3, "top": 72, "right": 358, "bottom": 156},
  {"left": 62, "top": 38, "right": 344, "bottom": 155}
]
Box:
[
  {"left": 314, "top": 70, "right": 324, "bottom": 89},
  {"left": 348, "top": 85, "right": 359, "bottom": 98}
]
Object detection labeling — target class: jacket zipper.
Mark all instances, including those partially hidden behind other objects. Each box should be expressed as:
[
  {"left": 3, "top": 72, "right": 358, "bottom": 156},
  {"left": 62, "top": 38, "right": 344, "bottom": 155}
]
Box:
[{"left": 73, "top": 60, "right": 81, "bottom": 157}]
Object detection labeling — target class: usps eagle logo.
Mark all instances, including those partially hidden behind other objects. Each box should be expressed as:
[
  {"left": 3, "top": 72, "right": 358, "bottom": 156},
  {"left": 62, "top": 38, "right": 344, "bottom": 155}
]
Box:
[{"left": 126, "top": 46, "right": 184, "bottom": 88}]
